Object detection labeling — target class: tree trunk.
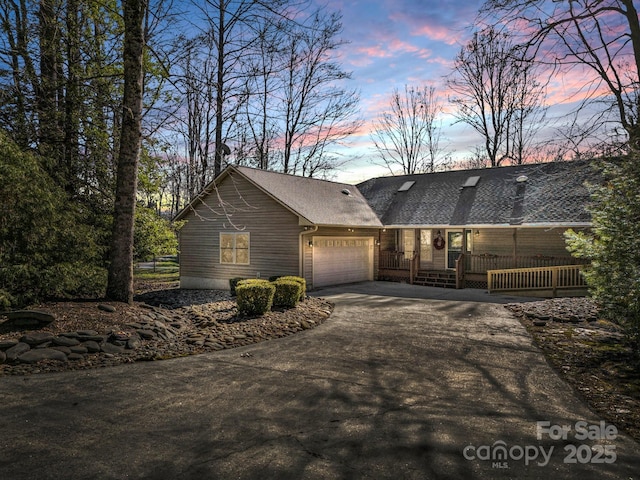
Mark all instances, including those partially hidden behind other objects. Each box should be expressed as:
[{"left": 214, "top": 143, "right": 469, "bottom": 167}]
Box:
[
  {"left": 214, "top": 0, "right": 225, "bottom": 178},
  {"left": 106, "top": 0, "right": 147, "bottom": 303}
]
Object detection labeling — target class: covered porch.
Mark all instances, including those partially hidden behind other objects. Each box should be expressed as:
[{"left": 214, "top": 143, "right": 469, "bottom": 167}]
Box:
[{"left": 376, "top": 227, "right": 589, "bottom": 292}]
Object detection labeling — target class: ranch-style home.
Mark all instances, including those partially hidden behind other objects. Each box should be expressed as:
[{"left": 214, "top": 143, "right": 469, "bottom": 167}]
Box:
[{"left": 175, "top": 160, "right": 599, "bottom": 295}]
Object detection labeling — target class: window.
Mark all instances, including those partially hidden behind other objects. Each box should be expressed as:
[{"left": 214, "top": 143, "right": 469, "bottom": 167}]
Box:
[{"left": 220, "top": 232, "right": 250, "bottom": 264}]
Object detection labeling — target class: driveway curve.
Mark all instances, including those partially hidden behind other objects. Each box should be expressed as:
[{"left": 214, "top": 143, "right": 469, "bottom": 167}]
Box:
[{"left": 0, "top": 282, "right": 639, "bottom": 479}]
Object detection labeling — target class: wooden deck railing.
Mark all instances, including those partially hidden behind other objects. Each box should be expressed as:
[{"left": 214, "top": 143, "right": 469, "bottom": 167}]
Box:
[
  {"left": 465, "top": 254, "right": 587, "bottom": 274},
  {"left": 381, "top": 251, "right": 586, "bottom": 274},
  {"left": 487, "top": 265, "right": 587, "bottom": 296},
  {"left": 379, "top": 251, "right": 412, "bottom": 270}
]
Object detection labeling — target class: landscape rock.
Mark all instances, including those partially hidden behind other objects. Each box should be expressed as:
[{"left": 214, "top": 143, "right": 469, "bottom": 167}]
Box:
[
  {"left": 0, "top": 289, "right": 334, "bottom": 375},
  {"left": 0, "top": 339, "right": 19, "bottom": 350},
  {"left": 52, "top": 345, "right": 72, "bottom": 354},
  {"left": 20, "top": 332, "right": 55, "bottom": 346},
  {"left": 81, "top": 341, "right": 100, "bottom": 353},
  {"left": 5, "top": 342, "right": 30, "bottom": 361},
  {"left": 101, "top": 343, "right": 125, "bottom": 354},
  {"left": 18, "top": 348, "right": 67, "bottom": 364},
  {"left": 2, "top": 310, "right": 55, "bottom": 328},
  {"left": 98, "top": 304, "right": 116, "bottom": 313},
  {"left": 53, "top": 336, "right": 81, "bottom": 347}
]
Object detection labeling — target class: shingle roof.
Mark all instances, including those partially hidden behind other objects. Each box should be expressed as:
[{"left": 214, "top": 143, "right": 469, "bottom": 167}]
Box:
[
  {"left": 233, "top": 166, "right": 383, "bottom": 227},
  {"left": 356, "top": 160, "right": 599, "bottom": 227}
]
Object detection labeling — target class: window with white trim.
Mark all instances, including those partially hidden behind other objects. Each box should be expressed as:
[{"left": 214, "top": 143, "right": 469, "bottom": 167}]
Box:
[{"left": 220, "top": 232, "right": 250, "bottom": 264}]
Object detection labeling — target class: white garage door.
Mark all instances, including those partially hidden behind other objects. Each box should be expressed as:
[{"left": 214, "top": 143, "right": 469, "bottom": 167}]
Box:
[{"left": 312, "top": 237, "right": 374, "bottom": 287}]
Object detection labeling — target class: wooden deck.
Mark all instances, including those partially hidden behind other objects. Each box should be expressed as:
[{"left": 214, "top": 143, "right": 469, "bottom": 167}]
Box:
[
  {"left": 487, "top": 264, "right": 588, "bottom": 297},
  {"left": 378, "top": 251, "right": 589, "bottom": 295}
]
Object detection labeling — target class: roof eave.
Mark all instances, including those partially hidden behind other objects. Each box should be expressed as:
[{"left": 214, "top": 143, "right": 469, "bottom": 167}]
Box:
[{"left": 380, "top": 222, "right": 592, "bottom": 229}]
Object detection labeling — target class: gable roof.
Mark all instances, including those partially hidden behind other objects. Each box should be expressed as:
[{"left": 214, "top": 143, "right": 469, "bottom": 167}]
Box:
[
  {"left": 175, "top": 165, "right": 383, "bottom": 227},
  {"left": 356, "top": 160, "right": 599, "bottom": 227}
]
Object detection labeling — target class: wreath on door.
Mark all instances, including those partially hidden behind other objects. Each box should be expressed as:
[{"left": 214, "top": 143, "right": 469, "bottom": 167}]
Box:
[{"left": 433, "top": 233, "right": 445, "bottom": 250}]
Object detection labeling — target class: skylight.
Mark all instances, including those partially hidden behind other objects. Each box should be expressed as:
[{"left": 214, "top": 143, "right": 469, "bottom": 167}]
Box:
[
  {"left": 398, "top": 181, "right": 415, "bottom": 192},
  {"left": 462, "top": 176, "right": 480, "bottom": 188}
]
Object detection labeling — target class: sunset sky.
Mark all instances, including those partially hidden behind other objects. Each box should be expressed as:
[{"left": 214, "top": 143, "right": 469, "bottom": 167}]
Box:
[
  {"left": 325, "top": 0, "right": 486, "bottom": 182},
  {"left": 178, "top": 0, "right": 610, "bottom": 184},
  {"left": 311, "top": 0, "right": 608, "bottom": 184},
  {"left": 328, "top": 0, "right": 482, "bottom": 182}
]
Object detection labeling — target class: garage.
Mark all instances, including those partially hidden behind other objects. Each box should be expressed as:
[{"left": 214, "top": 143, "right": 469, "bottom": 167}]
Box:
[{"left": 312, "top": 236, "right": 374, "bottom": 287}]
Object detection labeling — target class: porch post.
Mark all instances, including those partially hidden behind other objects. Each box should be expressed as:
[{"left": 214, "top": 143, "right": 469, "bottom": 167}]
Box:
[
  {"left": 512, "top": 228, "right": 518, "bottom": 269},
  {"left": 409, "top": 253, "right": 414, "bottom": 284}
]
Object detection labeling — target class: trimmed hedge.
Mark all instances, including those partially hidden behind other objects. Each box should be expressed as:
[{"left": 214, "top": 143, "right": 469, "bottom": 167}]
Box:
[
  {"left": 229, "top": 277, "right": 246, "bottom": 296},
  {"left": 272, "top": 279, "right": 303, "bottom": 308},
  {"left": 235, "top": 279, "right": 275, "bottom": 316},
  {"left": 276, "top": 276, "right": 306, "bottom": 300}
]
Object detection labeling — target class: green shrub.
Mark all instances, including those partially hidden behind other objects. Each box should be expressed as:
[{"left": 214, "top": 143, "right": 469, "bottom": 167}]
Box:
[
  {"left": 272, "top": 279, "right": 303, "bottom": 308},
  {"left": 229, "top": 277, "right": 246, "bottom": 296},
  {"left": 0, "top": 262, "right": 107, "bottom": 307},
  {"left": 566, "top": 157, "right": 640, "bottom": 353},
  {"left": 0, "top": 289, "right": 14, "bottom": 311},
  {"left": 268, "top": 275, "right": 282, "bottom": 282},
  {"left": 276, "top": 276, "right": 306, "bottom": 300},
  {"left": 236, "top": 279, "right": 275, "bottom": 316},
  {"left": 0, "top": 133, "right": 107, "bottom": 307}
]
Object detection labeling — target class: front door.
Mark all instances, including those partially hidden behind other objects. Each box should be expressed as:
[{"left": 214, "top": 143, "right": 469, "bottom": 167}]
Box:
[
  {"left": 419, "top": 229, "right": 432, "bottom": 268},
  {"left": 447, "top": 230, "right": 463, "bottom": 269}
]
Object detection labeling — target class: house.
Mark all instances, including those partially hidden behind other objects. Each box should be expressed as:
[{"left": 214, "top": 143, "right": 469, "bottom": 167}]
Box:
[{"left": 175, "top": 160, "right": 599, "bottom": 292}]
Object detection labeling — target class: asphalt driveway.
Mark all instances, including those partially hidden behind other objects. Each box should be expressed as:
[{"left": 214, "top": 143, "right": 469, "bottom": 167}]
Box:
[{"left": 0, "top": 282, "right": 639, "bottom": 479}]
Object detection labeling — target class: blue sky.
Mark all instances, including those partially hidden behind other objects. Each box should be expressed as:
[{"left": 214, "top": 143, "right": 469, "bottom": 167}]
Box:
[{"left": 321, "top": 0, "right": 487, "bottom": 183}]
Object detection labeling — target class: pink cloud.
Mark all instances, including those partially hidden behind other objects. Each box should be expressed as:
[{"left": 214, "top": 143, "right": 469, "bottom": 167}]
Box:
[{"left": 410, "top": 22, "right": 465, "bottom": 46}]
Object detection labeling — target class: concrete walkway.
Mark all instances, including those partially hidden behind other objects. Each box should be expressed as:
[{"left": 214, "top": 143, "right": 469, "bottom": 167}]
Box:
[{"left": 0, "top": 282, "right": 638, "bottom": 479}]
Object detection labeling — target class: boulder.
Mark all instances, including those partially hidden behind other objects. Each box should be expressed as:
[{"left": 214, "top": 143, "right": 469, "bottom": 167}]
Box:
[
  {"left": 2, "top": 310, "right": 55, "bottom": 329},
  {"left": 82, "top": 341, "right": 101, "bottom": 353},
  {"left": 101, "top": 342, "right": 124, "bottom": 354},
  {"left": 18, "top": 348, "right": 67, "bottom": 364},
  {"left": 20, "top": 332, "right": 55, "bottom": 346},
  {"left": 5, "top": 342, "right": 30, "bottom": 361},
  {"left": 0, "top": 339, "right": 19, "bottom": 350},
  {"left": 53, "top": 336, "right": 81, "bottom": 347}
]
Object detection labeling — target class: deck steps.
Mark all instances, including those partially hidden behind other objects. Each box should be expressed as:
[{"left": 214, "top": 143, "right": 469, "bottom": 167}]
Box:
[{"left": 413, "top": 270, "right": 457, "bottom": 288}]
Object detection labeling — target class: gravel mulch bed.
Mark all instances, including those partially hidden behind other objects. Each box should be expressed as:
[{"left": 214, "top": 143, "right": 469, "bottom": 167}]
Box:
[{"left": 0, "top": 284, "right": 333, "bottom": 376}]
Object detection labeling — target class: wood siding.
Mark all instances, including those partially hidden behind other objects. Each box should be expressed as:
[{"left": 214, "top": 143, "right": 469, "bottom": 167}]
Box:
[
  {"left": 471, "top": 227, "right": 588, "bottom": 257},
  {"left": 179, "top": 174, "right": 302, "bottom": 288}
]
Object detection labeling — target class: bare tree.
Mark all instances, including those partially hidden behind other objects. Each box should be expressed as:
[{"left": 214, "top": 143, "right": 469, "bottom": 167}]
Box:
[
  {"left": 481, "top": 0, "right": 640, "bottom": 150},
  {"left": 447, "top": 27, "right": 547, "bottom": 167},
  {"left": 370, "top": 85, "right": 448, "bottom": 175},
  {"left": 275, "top": 9, "right": 361, "bottom": 177},
  {"left": 235, "top": 17, "right": 283, "bottom": 170}
]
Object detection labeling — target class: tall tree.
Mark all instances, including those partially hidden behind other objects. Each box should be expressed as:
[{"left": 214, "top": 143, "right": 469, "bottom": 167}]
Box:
[
  {"left": 447, "top": 27, "right": 546, "bottom": 167},
  {"left": 481, "top": 0, "right": 640, "bottom": 150},
  {"left": 106, "top": 0, "right": 147, "bottom": 303},
  {"left": 370, "top": 85, "right": 448, "bottom": 175},
  {"left": 194, "top": 0, "right": 287, "bottom": 179},
  {"left": 276, "top": 9, "right": 360, "bottom": 177}
]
